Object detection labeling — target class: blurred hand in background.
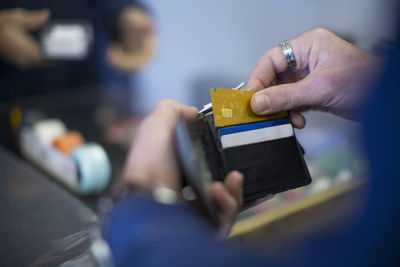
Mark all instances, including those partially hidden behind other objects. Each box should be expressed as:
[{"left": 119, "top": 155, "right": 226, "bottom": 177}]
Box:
[
  {"left": 107, "top": 6, "right": 155, "bottom": 73},
  {"left": 247, "top": 28, "right": 383, "bottom": 128},
  {"left": 0, "top": 8, "right": 50, "bottom": 69}
]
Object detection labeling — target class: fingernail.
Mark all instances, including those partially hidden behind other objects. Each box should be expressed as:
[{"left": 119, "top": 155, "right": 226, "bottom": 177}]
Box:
[
  {"left": 290, "top": 112, "right": 306, "bottom": 129},
  {"left": 253, "top": 94, "right": 271, "bottom": 114},
  {"left": 291, "top": 113, "right": 300, "bottom": 125}
]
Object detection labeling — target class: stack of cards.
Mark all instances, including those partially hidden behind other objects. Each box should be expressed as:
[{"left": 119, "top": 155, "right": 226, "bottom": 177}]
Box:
[
  {"left": 211, "top": 87, "right": 311, "bottom": 201},
  {"left": 177, "top": 87, "right": 311, "bottom": 208}
]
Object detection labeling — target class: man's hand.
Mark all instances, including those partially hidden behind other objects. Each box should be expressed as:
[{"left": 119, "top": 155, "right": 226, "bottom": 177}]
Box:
[
  {"left": 106, "top": 6, "right": 155, "bottom": 73},
  {"left": 123, "top": 99, "right": 243, "bottom": 231},
  {"left": 247, "top": 28, "right": 383, "bottom": 128},
  {"left": 0, "top": 8, "right": 50, "bottom": 69}
]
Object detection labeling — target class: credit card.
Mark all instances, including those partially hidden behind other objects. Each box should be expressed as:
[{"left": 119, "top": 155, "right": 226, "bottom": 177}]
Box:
[
  {"left": 211, "top": 88, "right": 287, "bottom": 127},
  {"left": 218, "top": 119, "right": 294, "bottom": 149}
]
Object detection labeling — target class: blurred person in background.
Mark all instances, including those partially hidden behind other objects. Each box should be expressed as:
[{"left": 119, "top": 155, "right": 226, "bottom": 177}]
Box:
[
  {"left": 0, "top": 0, "right": 155, "bottom": 100},
  {"left": 0, "top": 0, "right": 155, "bottom": 150},
  {"left": 106, "top": 27, "right": 400, "bottom": 266}
]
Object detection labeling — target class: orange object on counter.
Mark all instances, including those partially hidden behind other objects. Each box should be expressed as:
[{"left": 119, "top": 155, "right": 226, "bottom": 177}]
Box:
[{"left": 52, "top": 131, "right": 85, "bottom": 155}]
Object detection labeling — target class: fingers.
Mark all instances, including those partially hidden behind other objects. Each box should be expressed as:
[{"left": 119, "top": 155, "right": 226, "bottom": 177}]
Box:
[
  {"left": 250, "top": 76, "right": 323, "bottom": 115},
  {"left": 153, "top": 99, "right": 198, "bottom": 123},
  {"left": 210, "top": 182, "right": 239, "bottom": 227},
  {"left": 133, "top": 99, "right": 197, "bottom": 159},
  {"left": 246, "top": 31, "right": 313, "bottom": 92},
  {"left": 0, "top": 26, "right": 43, "bottom": 68},
  {"left": 16, "top": 34, "right": 42, "bottom": 68},
  {"left": 122, "top": 100, "right": 197, "bottom": 190},
  {"left": 224, "top": 171, "right": 244, "bottom": 207},
  {"left": 9, "top": 8, "right": 50, "bottom": 30},
  {"left": 210, "top": 171, "right": 243, "bottom": 231},
  {"left": 0, "top": 8, "right": 49, "bottom": 68},
  {"left": 246, "top": 46, "right": 286, "bottom": 91}
]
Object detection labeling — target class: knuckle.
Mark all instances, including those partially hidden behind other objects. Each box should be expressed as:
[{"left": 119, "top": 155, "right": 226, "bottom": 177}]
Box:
[
  {"left": 282, "top": 89, "right": 293, "bottom": 110},
  {"left": 311, "top": 27, "right": 332, "bottom": 39},
  {"left": 160, "top": 98, "right": 176, "bottom": 107},
  {"left": 157, "top": 99, "right": 176, "bottom": 108},
  {"left": 261, "top": 50, "right": 274, "bottom": 65},
  {"left": 155, "top": 99, "right": 180, "bottom": 115}
]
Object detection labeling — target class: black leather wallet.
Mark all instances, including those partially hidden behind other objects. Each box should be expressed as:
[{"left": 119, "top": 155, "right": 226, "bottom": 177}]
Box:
[{"left": 176, "top": 113, "right": 311, "bottom": 225}]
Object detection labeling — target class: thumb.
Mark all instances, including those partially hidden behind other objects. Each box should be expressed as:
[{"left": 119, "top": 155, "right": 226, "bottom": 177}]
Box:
[
  {"left": 12, "top": 9, "right": 50, "bottom": 30},
  {"left": 250, "top": 78, "right": 319, "bottom": 115}
]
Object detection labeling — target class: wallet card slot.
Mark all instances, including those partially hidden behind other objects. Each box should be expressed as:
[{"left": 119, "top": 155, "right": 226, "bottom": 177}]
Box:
[{"left": 223, "top": 136, "right": 311, "bottom": 200}]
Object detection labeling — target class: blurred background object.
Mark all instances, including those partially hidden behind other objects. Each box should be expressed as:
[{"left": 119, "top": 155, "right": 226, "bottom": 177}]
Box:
[
  {"left": 0, "top": 0, "right": 155, "bottom": 158},
  {"left": 0, "top": 0, "right": 155, "bottom": 100}
]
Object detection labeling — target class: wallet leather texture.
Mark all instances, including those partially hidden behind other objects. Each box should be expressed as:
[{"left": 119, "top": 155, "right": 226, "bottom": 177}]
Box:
[{"left": 186, "top": 114, "right": 311, "bottom": 203}]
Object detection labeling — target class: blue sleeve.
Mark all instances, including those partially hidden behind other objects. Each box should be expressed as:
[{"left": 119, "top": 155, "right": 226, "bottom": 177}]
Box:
[{"left": 106, "top": 195, "right": 267, "bottom": 267}]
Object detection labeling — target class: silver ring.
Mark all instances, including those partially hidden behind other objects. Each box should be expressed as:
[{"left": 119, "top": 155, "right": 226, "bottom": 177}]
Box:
[{"left": 279, "top": 40, "right": 297, "bottom": 68}]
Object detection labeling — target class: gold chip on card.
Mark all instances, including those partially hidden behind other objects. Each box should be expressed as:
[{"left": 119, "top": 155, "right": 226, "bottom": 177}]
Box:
[{"left": 211, "top": 87, "right": 288, "bottom": 127}]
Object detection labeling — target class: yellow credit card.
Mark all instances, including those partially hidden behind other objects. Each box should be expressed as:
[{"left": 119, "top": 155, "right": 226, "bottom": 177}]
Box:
[{"left": 211, "top": 87, "right": 288, "bottom": 127}]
